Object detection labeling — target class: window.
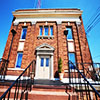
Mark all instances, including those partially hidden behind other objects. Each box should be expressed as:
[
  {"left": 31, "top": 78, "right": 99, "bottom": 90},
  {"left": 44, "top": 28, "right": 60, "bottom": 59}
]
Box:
[
  {"left": 16, "top": 52, "right": 23, "bottom": 68},
  {"left": 66, "top": 27, "right": 73, "bottom": 39},
  {"left": 40, "top": 58, "right": 44, "bottom": 67},
  {"left": 38, "top": 26, "right": 54, "bottom": 39},
  {"left": 68, "top": 53, "right": 76, "bottom": 69},
  {"left": 50, "top": 26, "right": 53, "bottom": 36},
  {"left": 21, "top": 28, "right": 27, "bottom": 39},
  {"left": 44, "top": 26, "right": 49, "bottom": 36},
  {"left": 39, "top": 26, "right": 43, "bottom": 36},
  {"left": 46, "top": 58, "right": 49, "bottom": 67}
]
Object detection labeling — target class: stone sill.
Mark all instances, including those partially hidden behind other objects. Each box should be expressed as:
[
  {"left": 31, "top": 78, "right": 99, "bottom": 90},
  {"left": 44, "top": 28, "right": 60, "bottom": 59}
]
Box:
[
  {"left": 19, "top": 39, "right": 25, "bottom": 42},
  {"left": 37, "top": 36, "right": 54, "bottom": 39},
  {"left": 8, "top": 68, "right": 25, "bottom": 71},
  {"left": 64, "top": 69, "right": 83, "bottom": 72},
  {"left": 67, "top": 39, "right": 74, "bottom": 42}
]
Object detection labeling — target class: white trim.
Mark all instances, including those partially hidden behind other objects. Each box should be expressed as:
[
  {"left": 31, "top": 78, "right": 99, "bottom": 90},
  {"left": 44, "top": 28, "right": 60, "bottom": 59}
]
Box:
[
  {"left": 13, "top": 17, "right": 81, "bottom": 25},
  {"left": 35, "top": 44, "right": 54, "bottom": 80},
  {"left": 64, "top": 69, "right": 83, "bottom": 72},
  {"left": 36, "top": 43, "right": 55, "bottom": 51},
  {"left": 56, "top": 21, "right": 62, "bottom": 24},
  {"left": 32, "top": 21, "right": 36, "bottom": 25},
  {"left": 13, "top": 21, "right": 19, "bottom": 25},
  {"left": 24, "top": 22, "right": 26, "bottom": 26},
  {"left": 61, "top": 78, "right": 100, "bottom": 84},
  {"left": 7, "top": 68, "right": 25, "bottom": 71},
  {"left": 0, "top": 75, "right": 30, "bottom": 80},
  {"left": 51, "top": 55, "right": 54, "bottom": 79},
  {"left": 37, "top": 35, "right": 54, "bottom": 39},
  {"left": 19, "top": 39, "right": 25, "bottom": 42},
  {"left": 2, "top": 75, "right": 100, "bottom": 84},
  {"left": 67, "top": 39, "right": 74, "bottom": 42},
  {"left": 76, "top": 21, "right": 81, "bottom": 25},
  {"left": 17, "top": 42, "right": 24, "bottom": 51},
  {"left": 13, "top": 9, "right": 82, "bottom": 14}
]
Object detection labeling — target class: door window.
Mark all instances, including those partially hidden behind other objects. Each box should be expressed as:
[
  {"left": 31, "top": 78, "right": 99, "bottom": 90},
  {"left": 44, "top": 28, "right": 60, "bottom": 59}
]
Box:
[
  {"left": 46, "top": 58, "right": 49, "bottom": 67},
  {"left": 40, "top": 57, "right": 49, "bottom": 67},
  {"left": 40, "top": 58, "right": 44, "bottom": 67}
]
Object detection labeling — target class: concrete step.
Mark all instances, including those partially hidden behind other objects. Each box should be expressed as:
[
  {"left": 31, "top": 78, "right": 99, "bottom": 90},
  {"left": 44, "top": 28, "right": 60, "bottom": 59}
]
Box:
[
  {"left": 0, "top": 82, "right": 78, "bottom": 100},
  {"left": 28, "top": 90, "right": 77, "bottom": 100},
  {"left": 34, "top": 79, "right": 65, "bottom": 85}
]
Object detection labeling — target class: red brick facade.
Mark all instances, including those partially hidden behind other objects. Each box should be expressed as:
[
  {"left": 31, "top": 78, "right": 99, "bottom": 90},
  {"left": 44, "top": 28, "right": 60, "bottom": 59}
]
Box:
[{"left": 2, "top": 9, "right": 92, "bottom": 77}]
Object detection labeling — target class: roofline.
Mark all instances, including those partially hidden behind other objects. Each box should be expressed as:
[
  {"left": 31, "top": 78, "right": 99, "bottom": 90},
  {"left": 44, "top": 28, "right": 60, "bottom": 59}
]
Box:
[
  {"left": 14, "top": 8, "right": 82, "bottom": 12},
  {"left": 12, "top": 8, "right": 83, "bottom": 18}
]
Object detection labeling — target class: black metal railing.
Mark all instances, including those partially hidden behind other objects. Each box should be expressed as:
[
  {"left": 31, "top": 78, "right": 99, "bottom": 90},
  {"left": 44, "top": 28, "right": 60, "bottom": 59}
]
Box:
[
  {"left": 68, "top": 61, "right": 100, "bottom": 100},
  {"left": 78, "top": 62, "right": 100, "bottom": 81},
  {"left": 0, "top": 60, "right": 35, "bottom": 100},
  {"left": 0, "top": 58, "right": 9, "bottom": 80}
]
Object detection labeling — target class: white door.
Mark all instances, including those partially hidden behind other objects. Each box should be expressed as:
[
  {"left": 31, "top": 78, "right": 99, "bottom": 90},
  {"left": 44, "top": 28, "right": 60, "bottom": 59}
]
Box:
[{"left": 38, "top": 56, "right": 50, "bottom": 79}]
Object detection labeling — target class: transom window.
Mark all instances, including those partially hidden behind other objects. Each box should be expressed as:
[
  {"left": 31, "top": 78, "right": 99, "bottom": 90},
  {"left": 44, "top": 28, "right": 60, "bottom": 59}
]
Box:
[
  {"left": 21, "top": 28, "right": 27, "bottom": 39},
  {"left": 16, "top": 52, "right": 23, "bottom": 68},
  {"left": 68, "top": 53, "right": 76, "bottom": 69},
  {"left": 66, "top": 27, "right": 73, "bottom": 39}
]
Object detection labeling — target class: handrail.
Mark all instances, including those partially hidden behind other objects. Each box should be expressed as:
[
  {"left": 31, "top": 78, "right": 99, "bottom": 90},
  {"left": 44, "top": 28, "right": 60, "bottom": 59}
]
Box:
[
  {"left": 0, "top": 58, "right": 9, "bottom": 80},
  {"left": 70, "top": 62, "right": 99, "bottom": 81},
  {"left": 0, "top": 58, "right": 9, "bottom": 61},
  {"left": 0, "top": 60, "right": 35, "bottom": 99},
  {"left": 69, "top": 61, "right": 100, "bottom": 97}
]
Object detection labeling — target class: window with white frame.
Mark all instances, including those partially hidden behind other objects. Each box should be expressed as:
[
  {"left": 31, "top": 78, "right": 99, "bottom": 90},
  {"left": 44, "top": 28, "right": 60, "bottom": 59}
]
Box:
[
  {"left": 39, "top": 26, "right": 43, "bottom": 36},
  {"left": 15, "top": 52, "right": 23, "bottom": 68},
  {"left": 68, "top": 53, "right": 76, "bottom": 69},
  {"left": 66, "top": 27, "right": 73, "bottom": 39},
  {"left": 50, "top": 26, "right": 53, "bottom": 36},
  {"left": 44, "top": 26, "right": 49, "bottom": 36},
  {"left": 39, "top": 26, "right": 53, "bottom": 36},
  {"left": 21, "top": 27, "right": 27, "bottom": 39}
]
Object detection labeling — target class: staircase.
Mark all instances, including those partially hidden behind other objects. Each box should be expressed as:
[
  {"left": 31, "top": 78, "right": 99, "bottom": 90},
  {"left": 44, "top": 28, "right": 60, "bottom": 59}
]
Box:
[
  {"left": 0, "top": 80, "right": 78, "bottom": 100},
  {"left": 0, "top": 60, "right": 100, "bottom": 100}
]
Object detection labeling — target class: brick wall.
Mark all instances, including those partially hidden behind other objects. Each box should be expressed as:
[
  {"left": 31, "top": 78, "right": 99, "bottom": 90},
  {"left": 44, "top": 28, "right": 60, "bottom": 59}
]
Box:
[{"left": 2, "top": 19, "right": 92, "bottom": 77}]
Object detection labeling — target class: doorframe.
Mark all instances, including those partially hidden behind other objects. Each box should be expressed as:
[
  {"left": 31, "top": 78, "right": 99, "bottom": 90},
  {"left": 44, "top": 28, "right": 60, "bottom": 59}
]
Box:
[{"left": 35, "top": 43, "right": 54, "bottom": 80}]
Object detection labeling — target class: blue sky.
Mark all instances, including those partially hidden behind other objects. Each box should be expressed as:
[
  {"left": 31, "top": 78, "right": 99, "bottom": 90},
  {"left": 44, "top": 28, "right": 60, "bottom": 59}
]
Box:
[{"left": 0, "top": 0, "right": 100, "bottom": 62}]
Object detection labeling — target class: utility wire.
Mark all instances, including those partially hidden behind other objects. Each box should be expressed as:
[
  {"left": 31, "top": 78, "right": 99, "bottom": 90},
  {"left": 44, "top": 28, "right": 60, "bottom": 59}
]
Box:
[
  {"left": 85, "top": 7, "right": 100, "bottom": 29},
  {"left": 86, "top": 14, "right": 100, "bottom": 33},
  {"left": 85, "top": 7, "right": 100, "bottom": 34},
  {"left": 86, "top": 13, "right": 100, "bottom": 33}
]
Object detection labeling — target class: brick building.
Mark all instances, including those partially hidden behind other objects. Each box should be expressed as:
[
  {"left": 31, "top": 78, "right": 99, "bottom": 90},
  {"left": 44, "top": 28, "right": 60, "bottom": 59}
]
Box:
[
  {"left": 2, "top": 8, "right": 92, "bottom": 80},
  {"left": 1, "top": 8, "right": 100, "bottom": 100}
]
